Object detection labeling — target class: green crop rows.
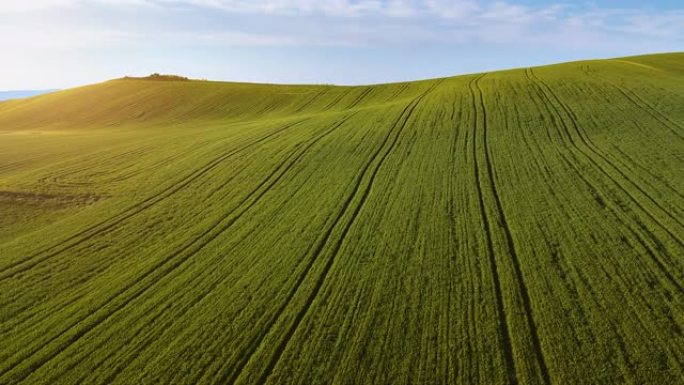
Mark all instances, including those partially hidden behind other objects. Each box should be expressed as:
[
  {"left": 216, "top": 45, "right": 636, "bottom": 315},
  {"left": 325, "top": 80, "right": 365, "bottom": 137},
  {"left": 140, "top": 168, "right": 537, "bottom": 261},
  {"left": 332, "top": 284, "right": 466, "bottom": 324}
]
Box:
[{"left": 0, "top": 53, "right": 682, "bottom": 384}]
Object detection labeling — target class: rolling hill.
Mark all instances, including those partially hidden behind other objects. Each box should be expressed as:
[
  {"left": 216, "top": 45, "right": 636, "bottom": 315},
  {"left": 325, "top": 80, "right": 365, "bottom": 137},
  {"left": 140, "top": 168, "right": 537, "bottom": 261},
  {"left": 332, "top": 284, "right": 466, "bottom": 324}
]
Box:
[{"left": 0, "top": 53, "right": 683, "bottom": 385}]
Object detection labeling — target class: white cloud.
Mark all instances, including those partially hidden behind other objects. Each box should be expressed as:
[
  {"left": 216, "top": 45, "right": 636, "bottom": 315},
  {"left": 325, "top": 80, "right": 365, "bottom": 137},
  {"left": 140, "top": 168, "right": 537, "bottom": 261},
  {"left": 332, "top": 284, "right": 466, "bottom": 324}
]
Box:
[
  {"left": 0, "top": 0, "right": 681, "bottom": 52},
  {"left": 423, "top": 0, "right": 479, "bottom": 20},
  {"left": 146, "top": 0, "right": 385, "bottom": 16},
  {"left": 384, "top": 0, "right": 416, "bottom": 18},
  {"left": 0, "top": 0, "right": 682, "bottom": 89},
  {"left": 148, "top": 0, "right": 684, "bottom": 43},
  {"left": 0, "top": 0, "right": 75, "bottom": 12}
]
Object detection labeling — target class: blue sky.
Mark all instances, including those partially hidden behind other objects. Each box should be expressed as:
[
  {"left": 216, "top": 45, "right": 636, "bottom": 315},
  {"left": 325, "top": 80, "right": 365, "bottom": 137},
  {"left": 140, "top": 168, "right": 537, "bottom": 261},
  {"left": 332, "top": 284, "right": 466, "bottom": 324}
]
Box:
[{"left": 0, "top": 0, "right": 682, "bottom": 89}]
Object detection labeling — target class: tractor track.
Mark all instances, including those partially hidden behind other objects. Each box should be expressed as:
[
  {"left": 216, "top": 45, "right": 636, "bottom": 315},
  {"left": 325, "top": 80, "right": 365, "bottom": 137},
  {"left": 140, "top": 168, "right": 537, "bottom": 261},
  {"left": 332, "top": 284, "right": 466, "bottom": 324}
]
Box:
[
  {"left": 472, "top": 75, "right": 552, "bottom": 385},
  {"left": 0, "top": 119, "right": 308, "bottom": 281},
  {"left": 219, "top": 80, "right": 444, "bottom": 385},
  {"left": 523, "top": 69, "right": 684, "bottom": 292},
  {"left": 527, "top": 69, "right": 684, "bottom": 244},
  {"left": 53, "top": 113, "right": 360, "bottom": 385},
  {"left": 0, "top": 115, "right": 355, "bottom": 383}
]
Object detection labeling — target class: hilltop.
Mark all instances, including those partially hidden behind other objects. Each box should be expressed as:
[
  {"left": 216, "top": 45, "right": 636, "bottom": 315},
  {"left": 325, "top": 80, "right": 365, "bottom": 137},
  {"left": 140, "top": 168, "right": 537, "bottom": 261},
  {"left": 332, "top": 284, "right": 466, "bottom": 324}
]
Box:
[
  {"left": 119, "top": 73, "right": 190, "bottom": 81},
  {"left": 0, "top": 52, "right": 682, "bottom": 385}
]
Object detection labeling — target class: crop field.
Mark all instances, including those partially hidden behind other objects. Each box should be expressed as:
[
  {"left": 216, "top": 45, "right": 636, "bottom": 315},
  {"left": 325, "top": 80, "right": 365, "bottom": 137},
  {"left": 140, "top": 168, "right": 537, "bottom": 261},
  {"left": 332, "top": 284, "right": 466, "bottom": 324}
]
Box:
[{"left": 0, "top": 53, "right": 682, "bottom": 384}]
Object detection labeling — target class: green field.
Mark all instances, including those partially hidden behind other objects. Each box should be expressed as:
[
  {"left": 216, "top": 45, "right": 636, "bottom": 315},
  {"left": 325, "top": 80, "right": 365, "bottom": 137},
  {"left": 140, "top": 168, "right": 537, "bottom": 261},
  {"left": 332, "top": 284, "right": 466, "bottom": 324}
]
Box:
[{"left": 0, "top": 53, "right": 682, "bottom": 385}]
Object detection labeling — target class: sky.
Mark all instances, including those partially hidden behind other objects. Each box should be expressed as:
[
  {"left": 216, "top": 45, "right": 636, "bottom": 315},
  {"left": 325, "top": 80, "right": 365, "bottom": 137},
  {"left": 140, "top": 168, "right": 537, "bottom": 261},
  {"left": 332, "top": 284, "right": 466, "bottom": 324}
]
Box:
[{"left": 0, "top": 0, "right": 683, "bottom": 89}]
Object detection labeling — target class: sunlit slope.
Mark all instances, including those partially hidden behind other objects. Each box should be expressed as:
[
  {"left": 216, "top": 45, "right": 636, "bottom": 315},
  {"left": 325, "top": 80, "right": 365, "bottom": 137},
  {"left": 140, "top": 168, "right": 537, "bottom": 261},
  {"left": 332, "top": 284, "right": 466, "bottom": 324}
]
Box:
[
  {"left": 0, "top": 77, "right": 431, "bottom": 130},
  {"left": 0, "top": 53, "right": 683, "bottom": 385}
]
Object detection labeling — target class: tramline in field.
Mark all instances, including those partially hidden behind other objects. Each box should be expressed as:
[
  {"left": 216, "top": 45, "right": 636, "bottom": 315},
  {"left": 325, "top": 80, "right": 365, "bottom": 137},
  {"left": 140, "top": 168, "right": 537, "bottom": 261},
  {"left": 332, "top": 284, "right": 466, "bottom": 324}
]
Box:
[{"left": 0, "top": 53, "right": 682, "bottom": 385}]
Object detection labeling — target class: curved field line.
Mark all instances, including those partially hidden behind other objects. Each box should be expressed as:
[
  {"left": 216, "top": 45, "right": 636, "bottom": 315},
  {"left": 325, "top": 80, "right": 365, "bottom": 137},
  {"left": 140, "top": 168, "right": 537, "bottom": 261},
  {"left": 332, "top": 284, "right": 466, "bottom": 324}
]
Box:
[
  {"left": 0, "top": 116, "right": 355, "bottom": 338},
  {"left": 252, "top": 82, "right": 444, "bottom": 385},
  {"left": 0, "top": 116, "right": 354, "bottom": 383},
  {"left": 129, "top": 122, "right": 377, "bottom": 383},
  {"left": 94, "top": 142, "right": 212, "bottom": 184},
  {"left": 322, "top": 88, "right": 355, "bottom": 111},
  {"left": 293, "top": 88, "right": 329, "bottom": 113},
  {"left": 51, "top": 142, "right": 201, "bottom": 186},
  {"left": 523, "top": 69, "right": 684, "bottom": 292},
  {"left": 218, "top": 80, "right": 444, "bottom": 385},
  {"left": 467, "top": 75, "right": 519, "bottom": 385},
  {"left": 608, "top": 145, "right": 684, "bottom": 202},
  {"left": 389, "top": 83, "right": 409, "bottom": 99},
  {"left": 220, "top": 101, "right": 416, "bottom": 385},
  {"left": 0, "top": 117, "right": 344, "bottom": 381},
  {"left": 346, "top": 87, "right": 374, "bottom": 110},
  {"left": 2, "top": 145, "right": 304, "bottom": 380},
  {"left": 473, "top": 75, "right": 552, "bottom": 385},
  {"left": 535, "top": 74, "right": 684, "bottom": 230},
  {"left": 530, "top": 69, "right": 684, "bottom": 231},
  {"left": 444, "top": 90, "right": 462, "bottom": 383},
  {"left": 527, "top": 69, "right": 684, "bottom": 245},
  {"left": 0, "top": 134, "right": 297, "bottom": 338},
  {"left": 450, "top": 88, "right": 482, "bottom": 383},
  {"left": 3, "top": 123, "right": 296, "bottom": 270},
  {"left": 28, "top": 114, "right": 360, "bottom": 385},
  {"left": 602, "top": 77, "right": 684, "bottom": 142},
  {"left": 610, "top": 60, "right": 663, "bottom": 73},
  {"left": 36, "top": 146, "right": 152, "bottom": 182},
  {"left": 0, "top": 119, "right": 307, "bottom": 280},
  {"left": 0, "top": 136, "right": 269, "bottom": 334},
  {"left": 521, "top": 70, "right": 684, "bottom": 374}
]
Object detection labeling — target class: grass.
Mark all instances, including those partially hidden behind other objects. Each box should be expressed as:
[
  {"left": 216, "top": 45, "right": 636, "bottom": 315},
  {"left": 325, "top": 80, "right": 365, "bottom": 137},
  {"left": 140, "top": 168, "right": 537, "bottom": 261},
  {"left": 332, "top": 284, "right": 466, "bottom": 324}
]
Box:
[{"left": 0, "top": 52, "right": 682, "bottom": 385}]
